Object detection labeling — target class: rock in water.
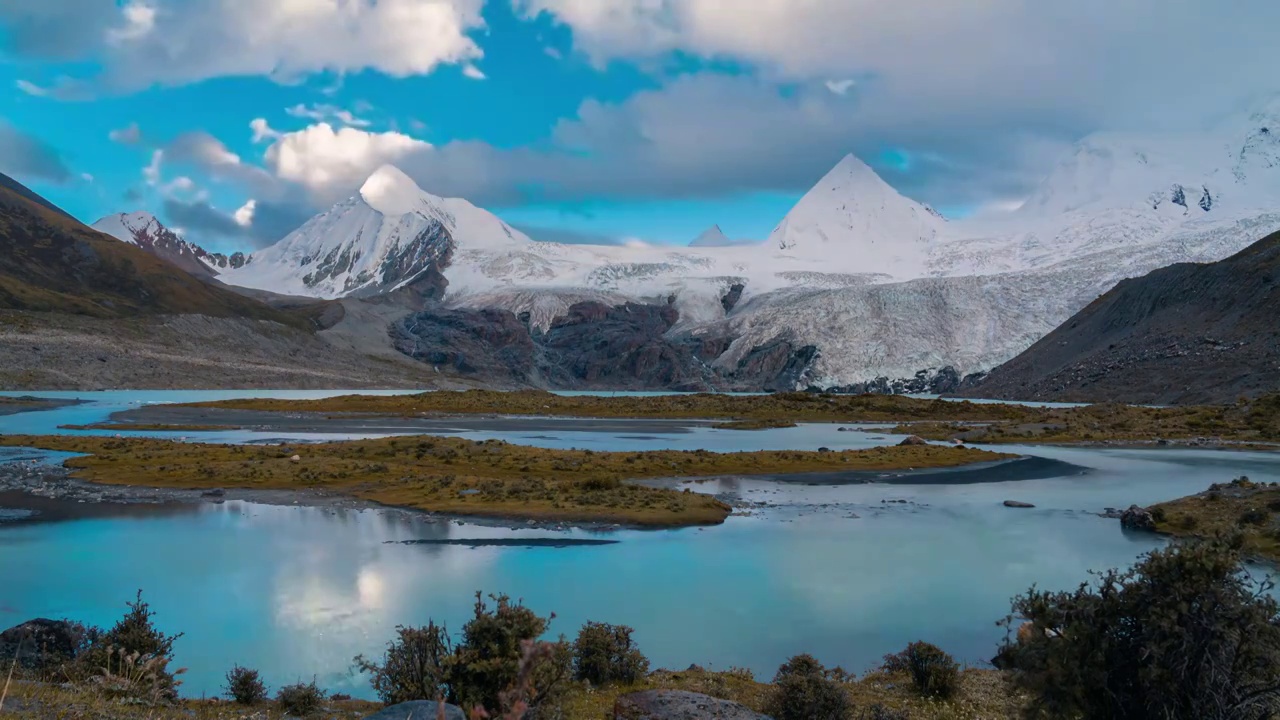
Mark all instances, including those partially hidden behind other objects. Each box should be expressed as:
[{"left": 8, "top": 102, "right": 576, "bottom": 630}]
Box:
[
  {"left": 1003, "top": 500, "right": 1035, "bottom": 508},
  {"left": 363, "top": 700, "right": 466, "bottom": 720},
  {"left": 614, "top": 690, "right": 773, "bottom": 720},
  {"left": 1119, "top": 504, "right": 1157, "bottom": 531},
  {"left": 898, "top": 435, "right": 928, "bottom": 446}
]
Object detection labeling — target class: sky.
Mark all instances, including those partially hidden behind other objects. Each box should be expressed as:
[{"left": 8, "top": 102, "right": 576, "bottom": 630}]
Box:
[{"left": 1, "top": 0, "right": 1277, "bottom": 253}]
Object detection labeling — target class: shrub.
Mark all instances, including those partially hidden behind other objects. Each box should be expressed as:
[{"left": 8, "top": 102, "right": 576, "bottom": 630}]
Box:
[
  {"left": 276, "top": 680, "right": 325, "bottom": 717},
  {"left": 224, "top": 665, "right": 268, "bottom": 705},
  {"left": 353, "top": 622, "right": 452, "bottom": 705},
  {"left": 762, "top": 654, "right": 852, "bottom": 720},
  {"left": 881, "top": 642, "right": 959, "bottom": 699},
  {"left": 77, "top": 590, "right": 183, "bottom": 700},
  {"left": 1239, "top": 508, "right": 1270, "bottom": 526},
  {"left": 0, "top": 619, "right": 99, "bottom": 677},
  {"left": 448, "top": 593, "right": 569, "bottom": 714},
  {"left": 572, "top": 622, "right": 649, "bottom": 686},
  {"left": 999, "top": 538, "right": 1280, "bottom": 720}
]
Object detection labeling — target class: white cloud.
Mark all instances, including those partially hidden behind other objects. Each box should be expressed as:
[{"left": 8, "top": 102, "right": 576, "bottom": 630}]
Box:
[
  {"left": 3, "top": 0, "right": 487, "bottom": 92},
  {"left": 108, "top": 122, "right": 142, "bottom": 144},
  {"left": 462, "top": 64, "right": 487, "bottom": 80},
  {"left": 250, "top": 118, "right": 280, "bottom": 143},
  {"left": 263, "top": 123, "right": 432, "bottom": 204},
  {"left": 15, "top": 79, "right": 48, "bottom": 97},
  {"left": 824, "top": 79, "right": 855, "bottom": 96},
  {"left": 143, "top": 149, "right": 163, "bottom": 186},
  {"left": 80, "top": 172, "right": 94, "bottom": 183},
  {"left": 106, "top": 1, "right": 156, "bottom": 44},
  {"left": 285, "top": 103, "right": 372, "bottom": 128},
  {"left": 161, "top": 175, "right": 196, "bottom": 196},
  {"left": 233, "top": 199, "right": 256, "bottom": 227},
  {"left": 515, "top": 0, "right": 1280, "bottom": 131}
]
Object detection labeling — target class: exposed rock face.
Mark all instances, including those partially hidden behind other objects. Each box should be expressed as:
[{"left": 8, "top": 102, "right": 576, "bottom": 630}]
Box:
[
  {"left": 392, "top": 307, "right": 535, "bottom": 380},
  {"left": 391, "top": 297, "right": 827, "bottom": 391},
  {"left": 720, "top": 283, "right": 745, "bottom": 313},
  {"left": 822, "top": 365, "right": 987, "bottom": 395},
  {"left": 362, "top": 700, "right": 466, "bottom": 720},
  {"left": 899, "top": 435, "right": 928, "bottom": 446},
  {"left": 959, "top": 229, "right": 1280, "bottom": 404},
  {"left": 614, "top": 690, "right": 772, "bottom": 720},
  {"left": 1120, "top": 505, "right": 1157, "bottom": 531}
]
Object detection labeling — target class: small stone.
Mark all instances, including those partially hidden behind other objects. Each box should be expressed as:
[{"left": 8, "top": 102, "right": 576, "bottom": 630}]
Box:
[
  {"left": 201, "top": 488, "right": 225, "bottom": 497},
  {"left": 289, "top": 455, "right": 301, "bottom": 463},
  {"left": 1003, "top": 500, "right": 1035, "bottom": 508},
  {"left": 817, "top": 446, "right": 832, "bottom": 453},
  {"left": 898, "top": 435, "right": 928, "bottom": 446},
  {"left": 458, "top": 488, "right": 481, "bottom": 496}
]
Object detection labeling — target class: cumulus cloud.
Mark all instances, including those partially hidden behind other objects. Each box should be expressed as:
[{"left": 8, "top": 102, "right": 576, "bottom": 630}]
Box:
[
  {"left": 462, "top": 64, "right": 487, "bottom": 80},
  {"left": 517, "top": 0, "right": 1280, "bottom": 131},
  {"left": 0, "top": 0, "right": 486, "bottom": 92},
  {"left": 0, "top": 124, "right": 72, "bottom": 182},
  {"left": 262, "top": 123, "right": 432, "bottom": 205}
]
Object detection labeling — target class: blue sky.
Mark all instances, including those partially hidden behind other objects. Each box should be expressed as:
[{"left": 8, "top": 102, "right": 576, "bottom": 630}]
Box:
[{"left": 1, "top": 0, "right": 1275, "bottom": 253}]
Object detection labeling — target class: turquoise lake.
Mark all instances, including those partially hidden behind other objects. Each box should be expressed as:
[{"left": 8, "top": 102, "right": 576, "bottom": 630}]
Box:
[{"left": 0, "top": 390, "right": 1275, "bottom": 699}]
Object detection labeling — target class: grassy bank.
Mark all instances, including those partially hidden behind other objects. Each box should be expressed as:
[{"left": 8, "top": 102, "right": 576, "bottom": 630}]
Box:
[
  {"left": 173, "top": 390, "right": 1280, "bottom": 446},
  {"left": 0, "top": 435, "right": 1010, "bottom": 527},
  {"left": 1, "top": 667, "right": 1024, "bottom": 720},
  {"left": 1146, "top": 477, "right": 1280, "bottom": 562}
]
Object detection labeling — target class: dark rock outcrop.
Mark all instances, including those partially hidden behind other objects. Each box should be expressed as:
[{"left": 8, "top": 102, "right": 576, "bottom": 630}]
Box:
[
  {"left": 898, "top": 435, "right": 928, "bottom": 446},
  {"left": 1120, "top": 505, "right": 1157, "bottom": 531},
  {"left": 1003, "top": 500, "right": 1035, "bottom": 508},
  {"left": 720, "top": 283, "right": 745, "bottom": 313},
  {"left": 392, "top": 307, "right": 535, "bottom": 380},
  {"left": 0, "top": 618, "right": 92, "bottom": 671},
  {"left": 362, "top": 700, "right": 466, "bottom": 720},
  {"left": 958, "top": 229, "right": 1280, "bottom": 405},
  {"left": 727, "top": 339, "right": 819, "bottom": 391},
  {"left": 614, "top": 690, "right": 772, "bottom": 720},
  {"left": 823, "top": 365, "right": 974, "bottom": 395}
]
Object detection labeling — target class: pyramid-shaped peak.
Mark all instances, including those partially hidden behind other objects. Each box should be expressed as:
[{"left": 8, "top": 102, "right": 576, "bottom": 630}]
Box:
[
  {"left": 691, "top": 224, "right": 732, "bottom": 247},
  {"left": 359, "top": 164, "right": 423, "bottom": 216}
]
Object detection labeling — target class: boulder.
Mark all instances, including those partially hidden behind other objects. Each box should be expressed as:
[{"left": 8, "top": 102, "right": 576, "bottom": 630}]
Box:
[
  {"left": 1120, "top": 504, "right": 1157, "bottom": 531},
  {"left": 363, "top": 700, "right": 467, "bottom": 720},
  {"left": 614, "top": 690, "right": 772, "bottom": 720},
  {"left": 1003, "top": 500, "right": 1035, "bottom": 508},
  {"left": 898, "top": 435, "right": 928, "bottom": 446},
  {"left": 0, "top": 618, "right": 90, "bottom": 671}
]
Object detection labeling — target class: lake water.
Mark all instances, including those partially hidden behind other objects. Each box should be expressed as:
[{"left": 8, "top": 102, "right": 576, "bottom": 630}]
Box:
[{"left": 1, "top": 390, "right": 1276, "bottom": 699}]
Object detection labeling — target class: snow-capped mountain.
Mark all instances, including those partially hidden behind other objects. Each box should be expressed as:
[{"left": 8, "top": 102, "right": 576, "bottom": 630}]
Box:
[
  {"left": 689, "top": 225, "right": 753, "bottom": 247},
  {"left": 219, "top": 165, "right": 530, "bottom": 299},
  {"left": 767, "top": 154, "right": 947, "bottom": 278},
  {"left": 95, "top": 95, "right": 1280, "bottom": 390},
  {"left": 92, "top": 211, "right": 245, "bottom": 277}
]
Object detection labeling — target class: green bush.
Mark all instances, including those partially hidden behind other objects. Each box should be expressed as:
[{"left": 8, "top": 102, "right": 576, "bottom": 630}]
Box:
[
  {"left": 999, "top": 538, "right": 1280, "bottom": 720},
  {"left": 762, "top": 654, "right": 852, "bottom": 720},
  {"left": 448, "top": 593, "right": 570, "bottom": 714},
  {"left": 572, "top": 622, "right": 649, "bottom": 686},
  {"left": 1239, "top": 508, "right": 1269, "bottom": 526},
  {"left": 276, "top": 680, "right": 325, "bottom": 717},
  {"left": 353, "top": 622, "right": 452, "bottom": 705},
  {"left": 77, "top": 590, "right": 183, "bottom": 700},
  {"left": 881, "top": 642, "right": 959, "bottom": 699},
  {"left": 223, "top": 665, "right": 268, "bottom": 705}
]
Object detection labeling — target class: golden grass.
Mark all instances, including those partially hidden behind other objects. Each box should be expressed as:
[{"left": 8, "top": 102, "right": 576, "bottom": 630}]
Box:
[
  {"left": 174, "top": 390, "right": 1280, "bottom": 447},
  {"left": 2, "top": 667, "right": 1027, "bottom": 720},
  {"left": 1148, "top": 478, "right": 1280, "bottom": 562},
  {"left": 181, "top": 389, "right": 1037, "bottom": 422},
  {"left": 0, "top": 434, "right": 1011, "bottom": 527}
]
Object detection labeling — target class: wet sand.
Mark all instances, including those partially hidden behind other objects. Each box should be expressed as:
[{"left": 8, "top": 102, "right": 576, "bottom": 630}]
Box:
[{"left": 102, "top": 404, "right": 712, "bottom": 435}]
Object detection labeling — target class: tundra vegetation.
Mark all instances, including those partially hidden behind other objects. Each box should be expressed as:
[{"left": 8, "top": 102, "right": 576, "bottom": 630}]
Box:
[
  {"left": 4, "top": 538, "right": 1277, "bottom": 719},
  {"left": 0, "top": 434, "right": 1009, "bottom": 527}
]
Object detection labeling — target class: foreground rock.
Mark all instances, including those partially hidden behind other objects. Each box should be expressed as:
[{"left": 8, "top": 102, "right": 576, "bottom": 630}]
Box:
[
  {"left": 363, "top": 700, "right": 466, "bottom": 720},
  {"left": 1003, "top": 500, "right": 1035, "bottom": 508},
  {"left": 1120, "top": 505, "right": 1157, "bottom": 531},
  {"left": 898, "top": 435, "right": 928, "bottom": 446},
  {"left": 0, "top": 618, "right": 88, "bottom": 671},
  {"left": 614, "top": 690, "right": 772, "bottom": 720}
]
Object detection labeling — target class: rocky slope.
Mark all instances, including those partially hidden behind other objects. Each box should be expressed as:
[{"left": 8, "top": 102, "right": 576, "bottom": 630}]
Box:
[
  {"left": 92, "top": 211, "right": 246, "bottom": 278},
  {"left": 959, "top": 229, "right": 1280, "bottom": 404}
]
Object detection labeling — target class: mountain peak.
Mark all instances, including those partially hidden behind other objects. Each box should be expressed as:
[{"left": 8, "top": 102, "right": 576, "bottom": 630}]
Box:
[
  {"left": 690, "top": 225, "right": 732, "bottom": 247},
  {"left": 92, "top": 211, "right": 164, "bottom": 245},
  {"left": 359, "top": 164, "right": 423, "bottom": 216}
]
